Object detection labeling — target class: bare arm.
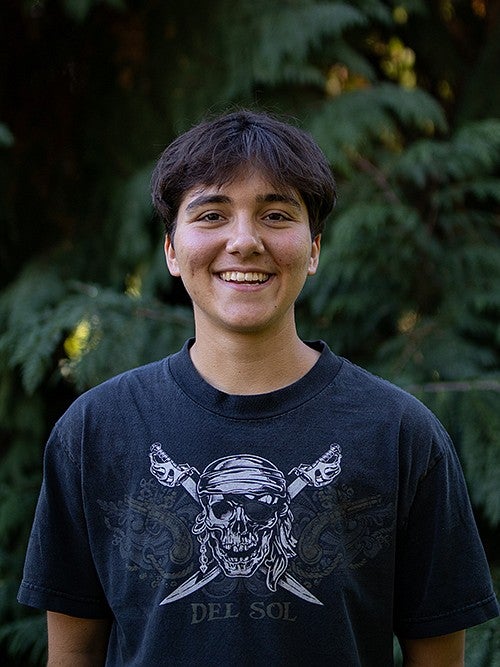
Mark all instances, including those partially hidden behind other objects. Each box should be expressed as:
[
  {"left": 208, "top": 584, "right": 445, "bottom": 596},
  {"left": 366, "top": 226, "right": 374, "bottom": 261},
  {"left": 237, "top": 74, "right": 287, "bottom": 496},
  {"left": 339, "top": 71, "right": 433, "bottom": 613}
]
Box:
[
  {"left": 46, "top": 611, "right": 111, "bottom": 666},
  {"left": 400, "top": 630, "right": 465, "bottom": 667}
]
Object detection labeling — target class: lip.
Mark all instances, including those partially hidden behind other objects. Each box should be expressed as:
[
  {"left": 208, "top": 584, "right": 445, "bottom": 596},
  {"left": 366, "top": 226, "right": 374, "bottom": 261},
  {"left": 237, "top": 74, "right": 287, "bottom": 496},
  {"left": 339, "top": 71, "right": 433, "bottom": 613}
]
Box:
[
  {"left": 215, "top": 269, "right": 275, "bottom": 291},
  {"left": 218, "top": 270, "right": 271, "bottom": 284}
]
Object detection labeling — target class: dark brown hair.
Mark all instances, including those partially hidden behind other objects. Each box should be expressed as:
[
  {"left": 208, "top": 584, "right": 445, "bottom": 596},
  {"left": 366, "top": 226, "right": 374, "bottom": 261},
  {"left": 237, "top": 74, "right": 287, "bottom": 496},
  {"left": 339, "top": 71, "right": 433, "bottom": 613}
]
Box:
[{"left": 151, "top": 109, "right": 337, "bottom": 238}]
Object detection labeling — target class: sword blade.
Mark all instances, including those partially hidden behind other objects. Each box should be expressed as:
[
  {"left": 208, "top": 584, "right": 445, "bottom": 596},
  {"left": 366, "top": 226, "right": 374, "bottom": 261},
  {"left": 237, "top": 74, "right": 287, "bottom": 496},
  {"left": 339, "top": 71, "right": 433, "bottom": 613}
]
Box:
[
  {"left": 277, "top": 572, "right": 323, "bottom": 606},
  {"left": 160, "top": 565, "right": 221, "bottom": 605},
  {"left": 287, "top": 476, "right": 307, "bottom": 500}
]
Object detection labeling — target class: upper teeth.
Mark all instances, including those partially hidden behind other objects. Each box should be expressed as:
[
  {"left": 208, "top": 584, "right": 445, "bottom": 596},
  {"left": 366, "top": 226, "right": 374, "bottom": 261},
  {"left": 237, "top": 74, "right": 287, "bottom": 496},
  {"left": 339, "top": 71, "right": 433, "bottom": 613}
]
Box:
[{"left": 220, "top": 271, "right": 269, "bottom": 283}]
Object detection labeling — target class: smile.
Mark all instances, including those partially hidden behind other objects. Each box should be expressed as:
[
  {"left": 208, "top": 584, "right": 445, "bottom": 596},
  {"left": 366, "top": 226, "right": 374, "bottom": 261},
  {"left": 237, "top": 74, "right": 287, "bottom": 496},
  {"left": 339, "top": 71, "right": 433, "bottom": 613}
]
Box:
[{"left": 219, "top": 271, "right": 270, "bottom": 284}]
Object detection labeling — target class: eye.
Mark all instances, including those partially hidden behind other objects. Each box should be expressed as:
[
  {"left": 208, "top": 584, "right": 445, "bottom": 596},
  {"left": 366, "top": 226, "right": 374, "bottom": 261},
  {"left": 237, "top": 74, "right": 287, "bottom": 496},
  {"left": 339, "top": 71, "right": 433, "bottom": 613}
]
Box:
[
  {"left": 262, "top": 210, "right": 299, "bottom": 226},
  {"left": 263, "top": 211, "right": 290, "bottom": 222},
  {"left": 211, "top": 499, "right": 234, "bottom": 519},
  {"left": 243, "top": 500, "right": 279, "bottom": 523},
  {"left": 238, "top": 495, "right": 282, "bottom": 523},
  {"left": 199, "top": 211, "right": 224, "bottom": 222}
]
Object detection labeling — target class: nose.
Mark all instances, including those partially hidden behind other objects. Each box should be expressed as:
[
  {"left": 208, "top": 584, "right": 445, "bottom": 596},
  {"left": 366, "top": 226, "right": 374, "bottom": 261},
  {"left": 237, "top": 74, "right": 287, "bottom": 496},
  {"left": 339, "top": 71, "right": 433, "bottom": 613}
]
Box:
[
  {"left": 231, "top": 505, "right": 249, "bottom": 535},
  {"left": 225, "top": 216, "right": 265, "bottom": 257}
]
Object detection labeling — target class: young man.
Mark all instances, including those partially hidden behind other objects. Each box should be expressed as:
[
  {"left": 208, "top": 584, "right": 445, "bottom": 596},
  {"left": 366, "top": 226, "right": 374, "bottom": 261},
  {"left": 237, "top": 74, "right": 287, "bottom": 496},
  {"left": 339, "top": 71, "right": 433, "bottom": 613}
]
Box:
[{"left": 19, "top": 110, "right": 498, "bottom": 665}]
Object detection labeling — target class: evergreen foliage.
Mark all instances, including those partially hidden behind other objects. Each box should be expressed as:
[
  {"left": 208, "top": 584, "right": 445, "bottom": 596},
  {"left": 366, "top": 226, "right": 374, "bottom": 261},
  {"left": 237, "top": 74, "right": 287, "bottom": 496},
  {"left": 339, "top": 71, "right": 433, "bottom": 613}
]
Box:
[{"left": 0, "top": 0, "right": 498, "bottom": 663}]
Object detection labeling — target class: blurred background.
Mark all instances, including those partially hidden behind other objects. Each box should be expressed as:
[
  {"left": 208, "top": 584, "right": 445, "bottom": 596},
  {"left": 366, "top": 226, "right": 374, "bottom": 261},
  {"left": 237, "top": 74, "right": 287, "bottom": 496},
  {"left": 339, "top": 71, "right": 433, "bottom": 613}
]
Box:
[{"left": 0, "top": 0, "right": 499, "bottom": 664}]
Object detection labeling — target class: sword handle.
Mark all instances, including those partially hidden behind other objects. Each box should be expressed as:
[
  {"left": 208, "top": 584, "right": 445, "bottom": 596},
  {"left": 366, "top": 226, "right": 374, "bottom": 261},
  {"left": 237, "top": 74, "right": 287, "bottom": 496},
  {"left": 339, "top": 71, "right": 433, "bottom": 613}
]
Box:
[
  {"left": 150, "top": 443, "right": 198, "bottom": 488},
  {"left": 289, "top": 444, "right": 342, "bottom": 489}
]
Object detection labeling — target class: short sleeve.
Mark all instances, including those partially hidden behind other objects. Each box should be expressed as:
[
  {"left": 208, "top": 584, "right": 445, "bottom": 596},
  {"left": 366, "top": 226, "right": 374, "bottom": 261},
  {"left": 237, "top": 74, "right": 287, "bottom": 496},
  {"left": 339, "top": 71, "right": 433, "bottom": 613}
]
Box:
[
  {"left": 17, "top": 425, "right": 111, "bottom": 619},
  {"left": 394, "top": 428, "right": 499, "bottom": 638}
]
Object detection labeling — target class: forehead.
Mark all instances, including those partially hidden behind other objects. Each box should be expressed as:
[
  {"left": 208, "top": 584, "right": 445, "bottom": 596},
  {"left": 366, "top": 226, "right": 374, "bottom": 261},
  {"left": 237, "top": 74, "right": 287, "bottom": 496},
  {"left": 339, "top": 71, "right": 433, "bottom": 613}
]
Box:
[{"left": 178, "top": 171, "right": 305, "bottom": 211}]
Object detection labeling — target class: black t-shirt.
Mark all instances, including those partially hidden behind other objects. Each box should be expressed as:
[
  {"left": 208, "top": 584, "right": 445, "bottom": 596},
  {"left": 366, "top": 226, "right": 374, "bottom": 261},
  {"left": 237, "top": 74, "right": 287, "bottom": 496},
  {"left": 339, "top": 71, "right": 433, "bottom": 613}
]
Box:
[{"left": 18, "top": 340, "right": 499, "bottom": 666}]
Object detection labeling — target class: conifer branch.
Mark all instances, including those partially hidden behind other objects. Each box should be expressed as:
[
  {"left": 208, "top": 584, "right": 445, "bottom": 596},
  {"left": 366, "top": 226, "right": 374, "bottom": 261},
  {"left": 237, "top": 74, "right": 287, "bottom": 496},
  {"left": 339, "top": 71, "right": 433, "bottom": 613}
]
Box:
[
  {"left": 406, "top": 379, "right": 500, "bottom": 394},
  {"left": 351, "top": 153, "right": 401, "bottom": 204}
]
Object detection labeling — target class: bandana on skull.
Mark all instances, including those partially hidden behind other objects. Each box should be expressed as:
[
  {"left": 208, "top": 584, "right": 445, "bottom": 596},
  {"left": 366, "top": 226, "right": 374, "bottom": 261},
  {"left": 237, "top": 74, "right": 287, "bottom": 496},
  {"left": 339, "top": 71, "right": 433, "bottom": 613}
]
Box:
[
  {"left": 197, "top": 455, "right": 287, "bottom": 497},
  {"left": 194, "top": 455, "right": 292, "bottom": 579}
]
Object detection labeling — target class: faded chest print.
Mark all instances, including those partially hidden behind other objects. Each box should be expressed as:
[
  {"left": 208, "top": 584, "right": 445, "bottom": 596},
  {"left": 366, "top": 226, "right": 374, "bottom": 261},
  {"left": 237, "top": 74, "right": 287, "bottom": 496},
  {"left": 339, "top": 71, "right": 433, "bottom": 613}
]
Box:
[{"left": 99, "top": 443, "right": 394, "bottom": 622}]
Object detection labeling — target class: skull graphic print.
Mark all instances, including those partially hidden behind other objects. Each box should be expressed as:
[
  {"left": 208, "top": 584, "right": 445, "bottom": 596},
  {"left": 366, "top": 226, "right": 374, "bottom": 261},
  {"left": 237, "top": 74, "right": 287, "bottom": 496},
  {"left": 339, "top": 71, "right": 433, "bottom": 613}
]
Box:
[
  {"left": 149, "top": 444, "right": 342, "bottom": 605},
  {"left": 193, "top": 456, "right": 296, "bottom": 590}
]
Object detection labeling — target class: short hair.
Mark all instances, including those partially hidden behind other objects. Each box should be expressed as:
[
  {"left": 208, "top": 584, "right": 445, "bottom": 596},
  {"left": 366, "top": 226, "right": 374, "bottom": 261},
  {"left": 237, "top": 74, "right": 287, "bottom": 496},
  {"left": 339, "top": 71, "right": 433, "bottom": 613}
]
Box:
[{"left": 151, "top": 109, "right": 337, "bottom": 238}]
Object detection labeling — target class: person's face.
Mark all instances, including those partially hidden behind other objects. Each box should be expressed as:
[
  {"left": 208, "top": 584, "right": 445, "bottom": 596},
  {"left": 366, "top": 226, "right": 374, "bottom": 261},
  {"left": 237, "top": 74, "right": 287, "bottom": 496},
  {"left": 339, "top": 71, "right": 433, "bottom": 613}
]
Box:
[{"left": 164, "top": 171, "right": 320, "bottom": 337}]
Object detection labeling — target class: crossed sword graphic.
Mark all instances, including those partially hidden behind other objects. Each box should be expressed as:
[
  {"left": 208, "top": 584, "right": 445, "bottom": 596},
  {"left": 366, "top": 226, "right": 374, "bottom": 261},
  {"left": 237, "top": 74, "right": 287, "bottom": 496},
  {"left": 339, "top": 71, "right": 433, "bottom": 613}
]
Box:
[{"left": 149, "top": 443, "right": 342, "bottom": 606}]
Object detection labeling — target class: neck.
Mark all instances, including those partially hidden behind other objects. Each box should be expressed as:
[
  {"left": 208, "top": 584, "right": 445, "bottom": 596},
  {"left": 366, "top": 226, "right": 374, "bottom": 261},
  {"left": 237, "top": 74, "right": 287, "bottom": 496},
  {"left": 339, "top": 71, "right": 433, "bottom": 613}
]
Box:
[{"left": 189, "top": 327, "right": 320, "bottom": 395}]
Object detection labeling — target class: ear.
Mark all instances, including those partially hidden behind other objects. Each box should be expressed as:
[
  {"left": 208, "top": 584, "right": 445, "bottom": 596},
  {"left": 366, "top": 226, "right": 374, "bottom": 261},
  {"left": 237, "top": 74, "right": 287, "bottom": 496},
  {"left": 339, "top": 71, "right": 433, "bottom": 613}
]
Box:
[
  {"left": 164, "top": 235, "right": 181, "bottom": 277},
  {"left": 307, "top": 235, "right": 321, "bottom": 276}
]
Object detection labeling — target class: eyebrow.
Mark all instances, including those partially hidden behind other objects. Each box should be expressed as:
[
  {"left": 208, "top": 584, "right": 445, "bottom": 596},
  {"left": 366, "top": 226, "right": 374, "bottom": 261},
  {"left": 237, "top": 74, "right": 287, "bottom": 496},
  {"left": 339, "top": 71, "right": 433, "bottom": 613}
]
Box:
[
  {"left": 185, "top": 192, "right": 302, "bottom": 211},
  {"left": 256, "top": 193, "right": 302, "bottom": 209},
  {"left": 185, "top": 195, "right": 231, "bottom": 211}
]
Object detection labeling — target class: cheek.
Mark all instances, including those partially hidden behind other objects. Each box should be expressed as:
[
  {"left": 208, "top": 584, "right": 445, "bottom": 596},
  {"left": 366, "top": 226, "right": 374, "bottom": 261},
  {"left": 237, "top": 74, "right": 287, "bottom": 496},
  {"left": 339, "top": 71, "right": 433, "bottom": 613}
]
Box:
[
  {"left": 174, "top": 242, "right": 212, "bottom": 276},
  {"left": 276, "top": 238, "right": 315, "bottom": 274}
]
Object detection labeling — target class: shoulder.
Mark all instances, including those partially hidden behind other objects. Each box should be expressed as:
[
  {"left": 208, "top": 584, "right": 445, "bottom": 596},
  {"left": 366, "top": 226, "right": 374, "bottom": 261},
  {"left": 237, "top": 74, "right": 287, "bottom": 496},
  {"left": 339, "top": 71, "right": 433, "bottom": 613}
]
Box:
[
  {"left": 75, "top": 358, "right": 168, "bottom": 405},
  {"left": 336, "top": 355, "right": 434, "bottom": 420},
  {"left": 46, "top": 355, "right": 181, "bottom": 464},
  {"left": 334, "top": 354, "right": 454, "bottom": 463},
  {"left": 317, "top": 341, "right": 445, "bottom": 439},
  {"left": 53, "top": 355, "right": 176, "bottom": 441}
]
